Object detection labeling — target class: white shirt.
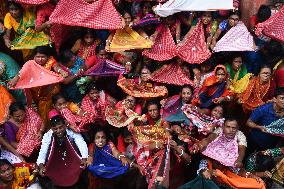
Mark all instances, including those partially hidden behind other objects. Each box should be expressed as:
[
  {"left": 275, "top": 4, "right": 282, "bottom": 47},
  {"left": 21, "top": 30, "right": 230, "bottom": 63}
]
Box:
[{"left": 36, "top": 129, "right": 88, "bottom": 165}]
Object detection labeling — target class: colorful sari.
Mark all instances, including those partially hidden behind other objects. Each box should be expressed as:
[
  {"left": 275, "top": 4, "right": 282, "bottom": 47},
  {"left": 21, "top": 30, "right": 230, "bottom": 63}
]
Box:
[
  {"left": 16, "top": 107, "right": 43, "bottom": 157},
  {"left": 226, "top": 63, "right": 253, "bottom": 94},
  {"left": 45, "top": 135, "right": 82, "bottom": 187},
  {"left": 178, "top": 175, "right": 220, "bottom": 189},
  {"left": 109, "top": 27, "right": 153, "bottom": 52},
  {"left": 88, "top": 142, "right": 128, "bottom": 178},
  {"left": 4, "top": 10, "right": 49, "bottom": 50},
  {"left": 271, "top": 157, "right": 284, "bottom": 185},
  {"left": 182, "top": 104, "right": 224, "bottom": 135},
  {"left": 192, "top": 65, "right": 231, "bottom": 109},
  {"left": 0, "top": 85, "right": 14, "bottom": 124},
  {"left": 117, "top": 77, "right": 168, "bottom": 98},
  {"left": 240, "top": 76, "right": 273, "bottom": 112},
  {"left": 264, "top": 117, "right": 284, "bottom": 137}
]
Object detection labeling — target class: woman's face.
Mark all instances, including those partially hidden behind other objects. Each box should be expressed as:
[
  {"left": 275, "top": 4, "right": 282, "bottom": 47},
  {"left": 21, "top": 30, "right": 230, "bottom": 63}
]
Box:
[
  {"left": 141, "top": 68, "right": 151, "bottom": 82},
  {"left": 54, "top": 97, "right": 67, "bottom": 111},
  {"left": 0, "top": 164, "right": 14, "bottom": 182},
  {"left": 232, "top": 57, "right": 242, "bottom": 71},
  {"left": 89, "top": 88, "right": 100, "bottom": 101},
  {"left": 124, "top": 96, "right": 136, "bottom": 110},
  {"left": 211, "top": 106, "right": 223, "bottom": 119},
  {"left": 216, "top": 68, "right": 226, "bottom": 82},
  {"left": 97, "top": 50, "right": 108, "bottom": 59},
  {"left": 148, "top": 104, "right": 159, "bottom": 120},
  {"left": 142, "top": 3, "right": 151, "bottom": 15},
  {"left": 9, "top": 5, "right": 21, "bottom": 19},
  {"left": 259, "top": 67, "right": 271, "bottom": 83},
  {"left": 123, "top": 135, "right": 133, "bottom": 145},
  {"left": 34, "top": 52, "right": 49, "bottom": 66},
  {"left": 123, "top": 13, "right": 132, "bottom": 26},
  {"left": 84, "top": 33, "right": 95, "bottom": 46},
  {"left": 12, "top": 109, "right": 26, "bottom": 123},
  {"left": 201, "top": 12, "right": 212, "bottom": 25},
  {"left": 95, "top": 131, "right": 107, "bottom": 148},
  {"left": 181, "top": 87, "right": 192, "bottom": 104},
  {"left": 228, "top": 14, "right": 240, "bottom": 27}
]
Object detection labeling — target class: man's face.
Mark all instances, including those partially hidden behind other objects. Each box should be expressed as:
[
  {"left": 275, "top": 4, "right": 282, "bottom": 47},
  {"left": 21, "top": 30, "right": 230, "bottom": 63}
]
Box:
[
  {"left": 0, "top": 164, "right": 13, "bottom": 182},
  {"left": 275, "top": 95, "right": 284, "bottom": 109},
  {"left": 223, "top": 120, "right": 238, "bottom": 139},
  {"left": 52, "top": 123, "right": 66, "bottom": 138},
  {"left": 148, "top": 104, "right": 159, "bottom": 120}
]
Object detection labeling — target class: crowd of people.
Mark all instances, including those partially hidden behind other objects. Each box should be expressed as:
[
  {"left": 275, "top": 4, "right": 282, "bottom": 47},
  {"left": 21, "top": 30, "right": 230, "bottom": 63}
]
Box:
[{"left": 0, "top": 0, "right": 284, "bottom": 188}]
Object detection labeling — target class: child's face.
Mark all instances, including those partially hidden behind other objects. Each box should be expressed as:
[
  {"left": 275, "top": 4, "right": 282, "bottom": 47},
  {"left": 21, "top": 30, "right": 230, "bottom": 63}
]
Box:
[
  {"left": 97, "top": 50, "right": 108, "bottom": 59},
  {"left": 211, "top": 106, "right": 223, "bottom": 119},
  {"left": 123, "top": 135, "right": 133, "bottom": 145},
  {"left": 84, "top": 33, "right": 95, "bottom": 46},
  {"left": 89, "top": 89, "right": 100, "bottom": 101},
  {"left": 54, "top": 97, "right": 67, "bottom": 111},
  {"left": 95, "top": 131, "right": 107, "bottom": 148},
  {"left": 172, "top": 125, "right": 182, "bottom": 134}
]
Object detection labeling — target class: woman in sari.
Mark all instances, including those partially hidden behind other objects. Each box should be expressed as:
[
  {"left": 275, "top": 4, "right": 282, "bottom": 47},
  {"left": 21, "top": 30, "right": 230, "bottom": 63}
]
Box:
[
  {"left": 240, "top": 64, "right": 275, "bottom": 113},
  {"left": 8, "top": 46, "right": 67, "bottom": 126},
  {"left": 226, "top": 54, "right": 253, "bottom": 94},
  {"left": 192, "top": 65, "right": 232, "bottom": 111},
  {"left": 0, "top": 85, "right": 14, "bottom": 125},
  {"left": 3, "top": 1, "right": 49, "bottom": 60},
  {"left": 0, "top": 52, "right": 25, "bottom": 104},
  {"left": 3, "top": 102, "right": 44, "bottom": 160}
]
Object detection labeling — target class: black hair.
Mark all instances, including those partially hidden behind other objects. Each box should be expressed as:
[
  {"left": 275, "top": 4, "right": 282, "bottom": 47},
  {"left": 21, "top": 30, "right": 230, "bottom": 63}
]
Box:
[
  {"left": 33, "top": 46, "right": 52, "bottom": 57},
  {"left": 224, "top": 116, "right": 239, "bottom": 126},
  {"left": 50, "top": 115, "right": 65, "bottom": 127},
  {"left": 9, "top": 102, "right": 25, "bottom": 115},
  {"left": 81, "top": 28, "right": 96, "bottom": 41},
  {"left": 85, "top": 82, "right": 99, "bottom": 95},
  {"left": 257, "top": 5, "right": 272, "bottom": 23},
  {"left": 146, "top": 100, "right": 161, "bottom": 110},
  {"left": 259, "top": 64, "right": 272, "bottom": 73},
  {"left": 93, "top": 126, "right": 110, "bottom": 143},
  {"left": 51, "top": 94, "right": 66, "bottom": 105},
  {"left": 231, "top": 52, "right": 244, "bottom": 62},
  {"left": 275, "top": 87, "right": 284, "bottom": 97},
  {"left": 7, "top": 1, "right": 23, "bottom": 11},
  {"left": 255, "top": 153, "right": 276, "bottom": 172},
  {"left": 58, "top": 49, "right": 74, "bottom": 65},
  {"left": 229, "top": 10, "right": 241, "bottom": 18},
  {"left": 122, "top": 128, "right": 132, "bottom": 139},
  {"left": 0, "top": 159, "right": 13, "bottom": 170},
  {"left": 180, "top": 85, "right": 194, "bottom": 93}
]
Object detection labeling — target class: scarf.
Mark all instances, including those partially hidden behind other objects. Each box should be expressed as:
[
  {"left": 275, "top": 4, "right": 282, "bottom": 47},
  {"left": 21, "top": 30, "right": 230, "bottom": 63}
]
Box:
[{"left": 202, "top": 130, "right": 238, "bottom": 167}]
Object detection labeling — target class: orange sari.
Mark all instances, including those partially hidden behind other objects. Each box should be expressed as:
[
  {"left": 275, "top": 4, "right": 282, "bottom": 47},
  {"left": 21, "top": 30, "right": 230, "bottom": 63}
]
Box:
[{"left": 0, "top": 85, "right": 14, "bottom": 124}]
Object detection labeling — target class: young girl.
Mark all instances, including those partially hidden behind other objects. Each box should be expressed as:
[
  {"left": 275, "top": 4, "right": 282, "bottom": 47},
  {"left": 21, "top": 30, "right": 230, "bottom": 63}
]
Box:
[
  {"left": 50, "top": 94, "right": 90, "bottom": 132},
  {"left": 71, "top": 29, "right": 99, "bottom": 62}
]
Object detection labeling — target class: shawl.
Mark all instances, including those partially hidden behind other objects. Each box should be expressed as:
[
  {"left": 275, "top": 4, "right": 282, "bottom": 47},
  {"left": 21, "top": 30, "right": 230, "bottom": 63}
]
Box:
[
  {"left": 85, "top": 58, "right": 125, "bottom": 77},
  {"left": 49, "top": 0, "right": 123, "bottom": 30},
  {"left": 11, "top": 60, "right": 64, "bottom": 89},
  {"left": 105, "top": 102, "right": 140, "bottom": 128},
  {"left": 50, "top": 24, "right": 70, "bottom": 53},
  {"left": 182, "top": 104, "right": 224, "bottom": 135},
  {"left": 45, "top": 135, "right": 82, "bottom": 187},
  {"left": 132, "top": 13, "right": 160, "bottom": 28},
  {"left": 16, "top": 107, "right": 43, "bottom": 157},
  {"left": 255, "top": 6, "right": 284, "bottom": 43},
  {"left": 154, "top": 0, "right": 233, "bottom": 17},
  {"left": 88, "top": 143, "right": 128, "bottom": 178},
  {"left": 15, "top": 0, "right": 48, "bottom": 4},
  {"left": 142, "top": 24, "right": 176, "bottom": 61},
  {"left": 81, "top": 94, "right": 106, "bottom": 121},
  {"left": 176, "top": 20, "right": 211, "bottom": 64},
  {"left": 0, "top": 85, "right": 14, "bottom": 124},
  {"left": 202, "top": 131, "right": 238, "bottom": 167},
  {"left": 150, "top": 63, "right": 194, "bottom": 86},
  {"left": 117, "top": 77, "right": 168, "bottom": 98},
  {"left": 265, "top": 117, "right": 284, "bottom": 137},
  {"left": 240, "top": 76, "right": 271, "bottom": 112},
  {"left": 213, "top": 22, "right": 255, "bottom": 52},
  {"left": 177, "top": 175, "right": 220, "bottom": 189},
  {"left": 109, "top": 27, "right": 153, "bottom": 52}
]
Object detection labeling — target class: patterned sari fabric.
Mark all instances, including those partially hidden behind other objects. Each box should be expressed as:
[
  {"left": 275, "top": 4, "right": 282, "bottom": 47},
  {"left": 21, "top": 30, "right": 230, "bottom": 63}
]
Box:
[
  {"left": 256, "top": 6, "right": 284, "bottom": 43},
  {"left": 81, "top": 95, "right": 107, "bottom": 122},
  {"left": 45, "top": 135, "right": 82, "bottom": 187},
  {"left": 109, "top": 27, "right": 153, "bottom": 52},
  {"left": 213, "top": 22, "right": 255, "bottom": 52},
  {"left": 192, "top": 65, "right": 231, "bottom": 109},
  {"left": 117, "top": 77, "right": 168, "bottom": 98},
  {"left": 15, "top": 0, "right": 48, "bottom": 4},
  {"left": 265, "top": 117, "right": 284, "bottom": 137},
  {"left": 0, "top": 85, "right": 14, "bottom": 124},
  {"left": 240, "top": 76, "right": 271, "bottom": 112},
  {"left": 16, "top": 107, "right": 43, "bottom": 157},
  {"left": 105, "top": 101, "right": 140, "bottom": 128},
  {"left": 271, "top": 157, "right": 284, "bottom": 185},
  {"left": 178, "top": 175, "right": 220, "bottom": 189},
  {"left": 4, "top": 10, "right": 49, "bottom": 50},
  {"left": 49, "top": 0, "right": 122, "bottom": 30},
  {"left": 182, "top": 104, "right": 224, "bottom": 135},
  {"left": 202, "top": 130, "right": 239, "bottom": 167},
  {"left": 88, "top": 142, "right": 128, "bottom": 178},
  {"left": 12, "top": 162, "right": 36, "bottom": 189},
  {"left": 176, "top": 20, "right": 211, "bottom": 64},
  {"left": 150, "top": 63, "right": 194, "bottom": 86}
]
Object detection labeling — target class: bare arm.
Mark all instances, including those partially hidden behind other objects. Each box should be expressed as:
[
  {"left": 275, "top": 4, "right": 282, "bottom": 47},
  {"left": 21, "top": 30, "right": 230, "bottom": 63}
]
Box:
[
  {"left": 3, "top": 29, "right": 11, "bottom": 48},
  {"left": 210, "top": 28, "right": 222, "bottom": 50},
  {"left": 0, "top": 137, "right": 24, "bottom": 161},
  {"left": 246, "top": 119, "right": 266, "bottom": 132}
]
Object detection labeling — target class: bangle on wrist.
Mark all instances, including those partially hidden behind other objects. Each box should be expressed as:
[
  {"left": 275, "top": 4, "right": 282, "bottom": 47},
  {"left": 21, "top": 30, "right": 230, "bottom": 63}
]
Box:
[
  {"left": 155, "top": 141, "right": 158, "bottom": 149},
  {"left": 245, "top": 172, "right": 251, "bottom": 178},
  {"left": 118, "top": 154, "right": 125, "bottom": 160},
  {"left": 130, "top": 161, "right": 134, "bottom": 167},
  {"left": 178, "top": 149, "right": 184, "bottom": 157}
]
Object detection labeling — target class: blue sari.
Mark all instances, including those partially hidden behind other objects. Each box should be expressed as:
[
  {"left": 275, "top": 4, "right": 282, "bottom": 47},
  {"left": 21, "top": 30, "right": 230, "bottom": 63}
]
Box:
[
  {"left": 199, "top": 82, "right": 226, "bottom": 109},
  {"left": 88, "top": 144, "right": 128, "bottom": 178}
]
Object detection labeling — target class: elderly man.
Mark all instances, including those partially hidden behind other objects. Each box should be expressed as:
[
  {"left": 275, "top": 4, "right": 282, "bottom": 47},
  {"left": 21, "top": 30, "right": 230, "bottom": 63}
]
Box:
[{"left": 37, "top": 115, "right": 88, "bottom": 188}]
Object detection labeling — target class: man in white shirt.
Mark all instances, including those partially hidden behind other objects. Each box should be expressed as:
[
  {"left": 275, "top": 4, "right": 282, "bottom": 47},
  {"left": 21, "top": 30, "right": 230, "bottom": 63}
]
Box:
[{"left": 36, "top": 115, "right": 88, "bottom": 187}]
